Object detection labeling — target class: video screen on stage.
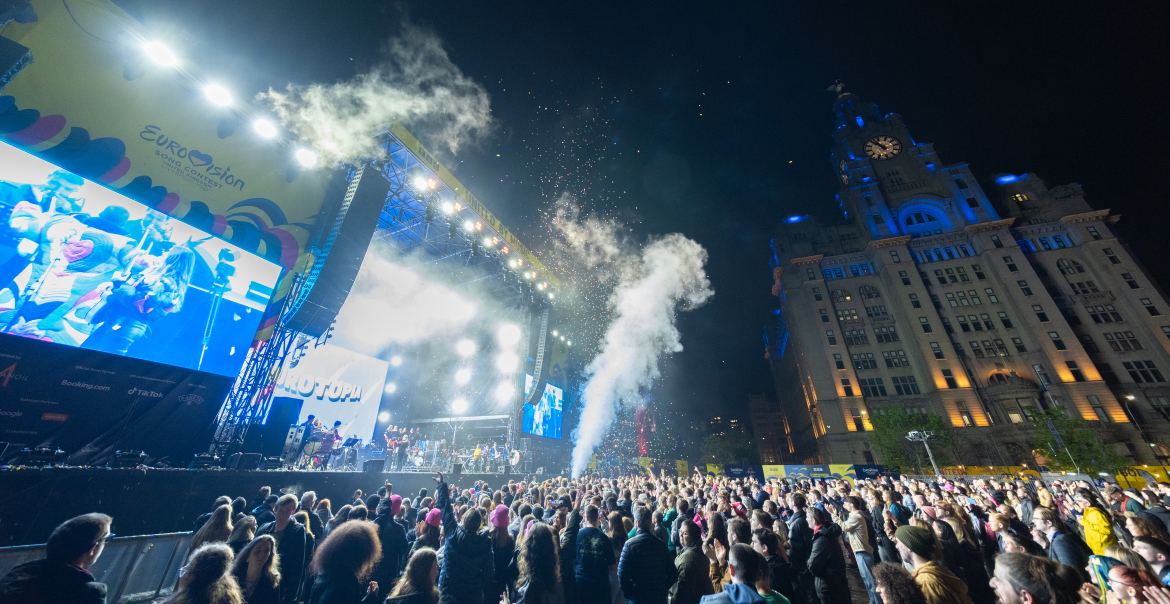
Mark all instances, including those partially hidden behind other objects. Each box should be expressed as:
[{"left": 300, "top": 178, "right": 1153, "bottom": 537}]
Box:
[
  {"left": 0, "top": 141, "right": 281, "bottom": 377},
  {"left": 523, "top": 373, "right": 563, "bottom": 439}
]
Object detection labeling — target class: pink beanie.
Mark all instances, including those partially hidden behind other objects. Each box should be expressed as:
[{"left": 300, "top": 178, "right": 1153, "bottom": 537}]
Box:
[
  {"left": 426, "top": 508, "right": 442, "bottom": 527},
  {"left": 490, "top": 504, "right": 510, "bottom": 528},
  {"left": 390, "top": 494, "right": 403, "bottom": 516}
]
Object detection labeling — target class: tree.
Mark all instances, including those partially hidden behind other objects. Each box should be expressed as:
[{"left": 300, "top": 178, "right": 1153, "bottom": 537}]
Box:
[
  {"left": 867, "top": 410, "right": 955, "bottom": 474},
  {"left": 700, "top": 432, "right": 759, "bottom": 464},
  {"left": 1030, "top": 409, "right": 1129, "bottom": 476}
]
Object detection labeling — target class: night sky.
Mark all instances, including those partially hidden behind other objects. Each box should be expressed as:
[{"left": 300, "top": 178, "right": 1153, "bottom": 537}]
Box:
[{"left": 122, "top": 0, "right": 1170, "bottom": 432}]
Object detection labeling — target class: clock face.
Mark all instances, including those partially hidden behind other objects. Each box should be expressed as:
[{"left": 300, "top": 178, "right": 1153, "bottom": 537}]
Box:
[
  {"left": 838, "top": 159, "right": 849, "bottom": 185},
  {"left": 864, "top": 135, "right": 902, "bottom": 160}
]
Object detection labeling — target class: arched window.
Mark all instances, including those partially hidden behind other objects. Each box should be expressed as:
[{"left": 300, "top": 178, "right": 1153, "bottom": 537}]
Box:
[
  {"left": 859, "top": 285, "right": 881, "bottom": 300},
  {"left": 989, "top": 373, "right": 1009, "bottom": 386},
  {"left": 1057, "top": 259, "right": 1085, "bottom": 275},
  {"left": 831, "top": 289, "right": 852, "bottom": 303},
  {"left": 905, "top": 212, "right": 940, "bottom": 226}
]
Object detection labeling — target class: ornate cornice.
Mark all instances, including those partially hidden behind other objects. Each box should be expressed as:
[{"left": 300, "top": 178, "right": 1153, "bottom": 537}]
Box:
[
  {"left": 1058, "top": 209, "right": 1110, "bottom": 225},
  {"left": 867, "top": 235, "right": 911, "bottom": 250},
  {"left": 821, "top": 252, "right": 874, "bottom": 266},
  {"left": 791, "top": 255, "right": 824, "bottom": 266},
  {"left": 963, "top": 218, "right": 1016, "bottom": 234},
  {"left": 909, "top": 232, "right": 972, "bottom": 249}
]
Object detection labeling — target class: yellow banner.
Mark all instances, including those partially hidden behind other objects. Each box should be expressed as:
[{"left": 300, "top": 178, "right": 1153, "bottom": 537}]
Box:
[
  {"left": 638, "top": 456, "right": 653, "bottom": 471},
  {"left": 676, "top": 460, "right": 688, "bottom": 476},
  {"left": 706, "top": 464, "right": 724, "bottom": 477},
  {"left": 587, "top": 454, "right": 597, "bottom": 470},
  {"left": 1116, "top": 466, "right": 1170, "bottom": 489},
  {"left": 762, "top": 465, "right": 785, "bottom": 481}
]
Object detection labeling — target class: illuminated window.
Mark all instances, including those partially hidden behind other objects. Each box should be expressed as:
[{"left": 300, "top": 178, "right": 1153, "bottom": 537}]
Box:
[{"left": 942, "top": 369, "right": 958, "bottom": 389}]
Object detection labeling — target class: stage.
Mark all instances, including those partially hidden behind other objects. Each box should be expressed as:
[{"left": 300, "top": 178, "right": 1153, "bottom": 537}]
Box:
[{"left": 0, "top": 468, "right": 551, "bottom": 546}]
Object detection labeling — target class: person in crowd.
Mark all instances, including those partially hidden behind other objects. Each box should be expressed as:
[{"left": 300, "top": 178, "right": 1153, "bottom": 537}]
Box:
[
  {"left": 300, "top": 492, "right": 324, "bottom": 539},
  {"left": 1131, "top": 516, "right": 1170, "bottom": 543},
  {"left": 617, "top": 505, "right": 678, "bottom": 604},
  {"left": 486, "top": 504, "right": 517, "bottom": 604},
  {"left": 232, "top": 498, "right": 249, "bottom": 524},
  {"left": 988, "top": 551, "right": 1093, "bottom": 604},
  {"left": 784, "top": 493, "right": 813, "bottom": 599},
  {"left": 750, "top": 550, "right": 789, "bottom": 604},
  {"left": 165, "top": 543, "right": 243, "bottom": 604},
  {"left": 371, "top": 496, "right": 409, "bottom": 591},
  {"left": 434, "top": 472, "right": 494, "bottom": 604},
  {"left": 557, "top": 495, "right": 582, "bottom": 604},
  {"left": 1107, "top": 565, "right": 1164, "bottom": 604},
  {"left": 230, "top": 535, "right": 280, "bottom": 604},
  {"left": 607, "top": 509, "right": 628, "bottom": 602},
  {"left": 305, "top": 522, "right": 382, "bottom": 604},
  {"left": 255, "top": 495, "right": 307, "bottom": 604},
  {"left": 0, "top": 512, "right": 112, "bottom": 604},
  {"left": 1133, "top": 536, "right": 1170, "bottom": 585},
  {"left": 196, "top": 497, "right": 233, "bottom": 531},
  {"left": 670, "top": 519, "right": 713, "bottom": 604},
  {"left": 1107, "top": 545, "right": 1160, "bottom": 577},
  {"left": 386, "top": 548, "right": 439, "bottom": 604},
  {"left": 228, "top": 517, "right": 258, "bottom": 554},
  {"left": 251, "top": 496, "right": 278, "bottom": 527},
  {"left": 1028, "top": 506, "right": 1089, "bottom": 581},
  {"left": 750, "top": 528, "right": 803, "bottom": 604},
  {"left": 348, "top": 507, "right": 369, "bottom": 522},
  {"left": 515, "top": 523, "right": 563, "bottom": 604},
  {"left": 872, "top": 562, "right": 927, "bottom": 604},
  {"left": 250, "top": 488, "right": 272, "bottom": 512},
  {"left": 696, "top": 544, "right": 766, "bottom": 604},
  {"left": 315, "top": 500, "right": 333, "bottom": 529},
  {"left": 411, "top": 509, "right": 442, "bottom": 559},
  {"left": 893, "top": 525, "right": 971, "bottom": 604},
  {"left": 190, "top": 505, "right": 234, "bottom": 562},
  {"left": 327, "top": 505, "right": 352, "bottom": 536},
  {"left": 805, "top": 507, "right": 847, "bottom": 604},
  {"left": 1105, "top": 485, "right": 1147, "bottom": 517},
  {"left": 1075, "top": 488, "right": 1119, "bottom": 555},
  {"left": 839, "top": 496, "right": 878, "bottom": 604}
]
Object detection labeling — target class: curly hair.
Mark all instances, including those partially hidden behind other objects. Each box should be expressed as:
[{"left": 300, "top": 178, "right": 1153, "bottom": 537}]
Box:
[
  {"left": 518, "top": 522, "right": 561, "bottom": 596},
  {"left": 389, "top": 547, "right": 438, "bottom": 604},
  {"left": 309, "top": 521, "right": 381, "bottom": 582},
  {"left": 872, "top": 562, "right": 926, "bottom": 604},
  {"left": 165, "top": 543, "right": 242, "bottom": 604}
]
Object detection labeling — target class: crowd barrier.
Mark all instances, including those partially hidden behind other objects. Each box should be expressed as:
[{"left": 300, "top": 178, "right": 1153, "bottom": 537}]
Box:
[{"left": 0, "top": 532, "right": 191, "bottom": 603}]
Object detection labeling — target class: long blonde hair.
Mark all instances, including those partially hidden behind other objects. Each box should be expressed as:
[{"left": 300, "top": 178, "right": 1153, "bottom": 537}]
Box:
[
  {"left": 389, "top": 548, "right": 438, "bottom": 603},
  {"left": 189, "top": 505, "right": 233, "bottom": 561}
]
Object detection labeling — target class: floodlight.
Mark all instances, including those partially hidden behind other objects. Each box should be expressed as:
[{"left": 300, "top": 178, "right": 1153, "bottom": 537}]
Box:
[
  {"left": 552, "top": 330, "right": 558, "bottom": 336},
  {"left": 560, "top": 336, "right": 564, "bottom": 341},
  {"left": 379, "top": 411, "right": 391, "bottom": 421},
  {"left": 498, "top": 323, "right": 521, "bottom": 347},
  {"left": 143, "top": 42, "right": 178, "bottom": 67},
  {"left": 452, "top": 398, "right": 469, "bottom": 414},
  {"left": 253, "top": 119, "right": 278, "bottom": 138},
  {"left": 390, "top": 355, "right": 403, "bottom": 367},
  {"left": 483, "top": 237, "right": 493, "bottom": 246},
  {"left": 567, "top": 341, "right": 572, "bottom": 346},
  {"left": 455, "top": 368, "right": 472, "bottom": 385},
  {"left": 496, "top": 352, "right": 519, "bottom": 373},
  {"left": 204, "top": 84, "right": 232, "bottom": 106},
  {"left": 384, "top": 383, "right": 397, "bottom": 394},
  {"left": 414, "top": 177, "right": 427, "bottom": 189},
  {"left": 475, "top": 222, "right": 483, "bottom": 231},
  {"left": 495, "top": 382, "right": 515, "bottom": 403},
  {"left": 428, "top": 178, "right": 437, "bottom": 189},
  {"left": 549, "top": 293, "right": 554, "bottom": 299},
  {"left": 456, "top": 339, "right": 477, "bottom": 357},
  {"left": 464, "top": 220, "right": 474, "bottom": 230},
  {"left": 295, "top": 148, "right": 318, "bottom": 168},
  {"left": 442, "top": 202, "right": 454, "bottom": 214},
  {"left": 509, "top": 260, "right": 517, "bottom": 268},
  {"left": 454, "top": 202, "right": 463, "bottom": 211}
]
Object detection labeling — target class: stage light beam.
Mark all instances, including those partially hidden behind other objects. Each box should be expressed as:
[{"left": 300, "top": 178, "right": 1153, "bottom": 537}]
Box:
[
  {"left": 496, "top": 352, "right": 519, "bottom": 373},
  {"left": 413, "top": 177, "right": 427, "bottom": 189},
  {"left": 390, "top": 356, "right": 403, "bottom": 367},
  {"left": 295, "top": 148, "right": 318, "bottom": 168},
  {"left": 455, "top": 368, "right": 472, "bottom": 384},
  {"left": 495, "top": 382, "right": 515, "bottom": 403},
  {"left": 452, "top": 397, "right": 469, "bottom": 414},
  {"left": 442, "top": 202, "right": 454, "bottom": 214},
  {"left": 498, "top": 323, "right": 521, "bottom": 347},
  {"left": 144, "top": 42, "right": 178, "bottom": 67},
  {"left": 384, "top": 383, "right": 397, "bottom": 394},
  {"left": 253, "top": 119, "right": 278, "bottom": 138},
  {"left": 204, "top": 84, "right": 232, "bottom": 106},
  {"left": 379, "top": 411, "right": 391, "bottom": 421},
  {"left": 456, "top": 339, "right": 477, "bottom": 357}
]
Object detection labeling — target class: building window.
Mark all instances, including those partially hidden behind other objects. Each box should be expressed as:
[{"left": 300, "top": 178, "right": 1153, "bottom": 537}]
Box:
[
  {"left": 890, "top": 250, "right": 901, "bottom": 263},
  {"left": 1018, "top": 280, "right": 1033, "bottom": 296},
  {"left": 892, "top": 376, "right": 921, "bottom": 395},
  {"left": 1070, "top": 281, "right": 1100, "bottom": 295},
  {"left": 1089, "top": 396, "right": 1111, "bottom": 422},
  {"left": 841, "top": 379, "right": 854, "bottom": 397},
  {"left": 855, "top": 116, "right": 865, "bottom": 128},
  {"left": 859, "top": 378, "right": 887, "bottom": 397},
  {"left": 1003, "top": 256, "right": 1018, "bottom": 272},
  {"left": 1033, "top": 364, "right": 1052, "bottom": 385},
  {"left": 972, "top": 264, "right": 986, "bottom": 279},
  {"left": 1087, "top": 226, "right": 1103, "bottom": 240},
  {"left": 955, "top": 178, "right": 969, "bottom": 189},
  {"left": 813, "top": 287, "right": 822, "bottom": 301},
  {"left": 980, "top": 313, "right": 995, "bottom": 330},
  {"left": 1018, "top": 240, "right": 1036, "bottom": 253},
  {"left": 837, "top": 308, "right": 860, "bottom": 321},
  {"left": 1065, "top": 361, "right": 1086, "bottom": 382},
  {"left": 1086, "top": 305, "right": 1122, "bottom": 323},
  {"left": 966, "top": 197, "right": 980, "bottom": 208},
  {"left": 1123, "top": 361, "right": 1166, "bottom": 383},
  {"left": 969, "top": 341, "right": 985, "bottom": 359},
  {"left": 1039, "top": 237, "right": 1054, "bottom": 251},
  {"left": 909, "top": 293, "right": 921, "bottom": 308},
  {"left": 920, "top": 271, "right": 932, "bottom": 287},
  {"left": 819, "top": 309, "right": 829, "bottom": 323},
  {"left": 957, "top": 316, "right": 970, "bottom": 332},
  {"left": 865, "top": 304, "right": 888, "bottom": 319},
  {"left": 859, "top": 285, "right": 881, "bottom": 299},
  {"left": 883, "top": 350, "right": 910, "bottom": 368},
  {"left": 852, "top": 353, "right": 878, "bottom": 370},
  {"left": 826, "top": 330, "right": 837, "bottom": 345},
  {"left": 941, "top": 317, "right": 953, "bottom": 334},
  {"left": 831, "top": 289, "right": 852, "bottom": 302},
  {"left": 806, "top": 268, "right": 816, "bottom": 280},
  {"left": 833, "top": 353, "right": 845, "bottom": 370},
  {"left": 1151, "top": 397, "right": 1170, "bottom": 421},
  {"left": 1080, "top": 334, "right": 1099, "bottom": 353},
  {"left": 873, "top": 326, "right": 900, "bottom": 343},
  {"left": 957, "top": 401, "right": 974, "bottom": 427},
  {"left": 1049, "top": 332, "right": 1067, "bottom": 350},
  {"left": 1122, "top": 273, "right": 1140, "bottom": 289},
  {"left": 865, "top": 195, "right": 875, "bottom": 206},
  {"left": 1163, "top": 326, "right": 1170, "bottom": 341},
  {"left": 1058, "top": 259, "right": 1085, "bottom": 274},
  {"left": 919, "top": 317, "right": 933, "bottom": 333},
  {"left": 844, "top": 330, "right": 869, "bottom": 345},
  {"left": 1141, "top": 298, "right": 1162, "bottom": 316},
  {"left": 1096, "top": 362, "right": 1120, "bottom": 385},
  {"left": 995, "top": 339, "right": 1010, "bottom": 356},
  {"left": 931, "top": 342, "right": 945, "bottom": 359},
  {"left": 1104, "top": 332, "right": 1142, "bottom": 351},
  {"left": 990, "top": 235, "right": 1004, "bottom": 248},
  {"left": 899, "top": 270, "right": 911, "bottom": 286},
  {"left": 1012, "top": 337, "right": 1026, "bottom": 352},
  {"left": 1053, "top": 235, "right": 1069, "bottom": 248},
  {"left": 941, "top": 369, "right": 959, "bottom": 389},
  {"left": 1103, "top": 248, "right": 1121, "bottom": 264},
  {"left": 997, "top": 312, "right": 1014, "bottom": 329}
]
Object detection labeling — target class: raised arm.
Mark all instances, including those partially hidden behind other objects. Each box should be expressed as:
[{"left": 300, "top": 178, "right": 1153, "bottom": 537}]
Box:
[{"left": 434, "top": 472, "right": 457, "bottom": 537}]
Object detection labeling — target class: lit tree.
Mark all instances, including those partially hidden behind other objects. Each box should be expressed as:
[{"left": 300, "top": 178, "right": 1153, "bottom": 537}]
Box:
[{"left": 867, "top": 409, "right": 955, "bottom": 474}]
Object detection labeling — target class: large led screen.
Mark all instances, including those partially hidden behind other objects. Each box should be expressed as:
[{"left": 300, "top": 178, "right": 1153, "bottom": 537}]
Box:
[
  {"left": 523, "top": 373, "right": 563, "bottom": 439},
  {"left": 0, "top": 141, "right": 281, "bottom": 376}
]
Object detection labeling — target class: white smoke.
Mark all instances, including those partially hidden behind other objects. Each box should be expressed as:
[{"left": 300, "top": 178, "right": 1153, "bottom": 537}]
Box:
[
  {"left": 258, "top": 22, "right": 493, "bottom": 163},
  {"left": 556, "top": 206, "right": 713, "bottom": 477}
]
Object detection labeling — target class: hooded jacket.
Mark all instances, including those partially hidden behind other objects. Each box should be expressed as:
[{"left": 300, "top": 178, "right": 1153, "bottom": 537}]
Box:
[
  {"left": 696, "top": 582, "right": 766, "bottom": 604},
  {"left": 617, "top": 528, "right": 678, "bottom": 604},
  {"left": 911, "top": 562, "right": 973, "bottom": 604},
  {"left": 807, "top": 523, "right": 849, "bottom": 604},
  {"left": 1080, "top": 506, "right": 1118, "bottom": 555},
  {"left": 670, "top": 544, "right": 714, "bottom": 604},
  {"left": 372, "top": 500, "right": 410, "bottom": 589},
  {"left": 436, "top": 481, "right": 494, "bottom": 604}
]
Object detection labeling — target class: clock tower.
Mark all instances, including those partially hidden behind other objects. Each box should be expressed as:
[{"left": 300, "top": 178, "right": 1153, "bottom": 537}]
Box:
[{"left": 827, "top": 87, "right": 1000, "bottom": 240}]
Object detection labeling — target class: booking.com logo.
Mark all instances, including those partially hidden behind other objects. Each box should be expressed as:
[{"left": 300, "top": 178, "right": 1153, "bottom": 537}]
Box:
[
  {"left": 128, "top": 387, "right": 164, "bottom": 398},
  {"left": 61, "top": 380, "right": 110, "bottom": 391}
]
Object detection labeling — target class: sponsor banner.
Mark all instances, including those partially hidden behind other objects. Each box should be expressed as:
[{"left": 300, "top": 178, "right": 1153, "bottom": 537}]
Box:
[
  {"left": 1, "top": 0, "right": 334, "bottom": 339},
  {"left": 1115, "top": 466, "right": 1170, "bottom": 489},
  {"left": 724, "top": 464, "right": 763, "bottom": 481},
  {"left": 275, "top": 343, "right": 388, "bottom": 441},
  {"left": 587, "top": 454, "right": 597, "bottom": 470},
  {"left": 638, "top": 456, "right": 652, "bottom": 471},
  {"left": 852, "top": 464, "right": 886, "bottom": 480},
  {"left": 762, "top": 465, "right": 786, "bottom": 481},
  {"left": 0, "top": 334, "right": 229, "bottom": 465},
  {"left": 676, "top": 460, "right": 688, "bottom": 477},
  {"left": 705, "top": 463, "right": 724, "bottom": 477}
]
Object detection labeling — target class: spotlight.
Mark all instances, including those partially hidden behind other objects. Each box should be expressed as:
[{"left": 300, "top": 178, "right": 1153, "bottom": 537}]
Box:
[
  {"left": 384, "top": 383, "right": 397, "bottom": 394},
  {"left": 567, "top": 341, "right": 572, "bottom": 346},
  {"left": 295, "top": 148, "right": 318, "bottom": 168},
  {"left": 552, "top": 330, "right": 558, "bottom": 336},
  {"left": 390, "top": 355, "right": 403, "bottom": 367},
  {"left": 495, "top": 382, "right": 515, "bottom": 403},
  {"left": 496, "top": 352, "right": 519, "bottom": 373},
  {"left": 475, "top": 221, "right": 483, "bottom": 231},
  {"left": 428, "top": 178, "right": 437, "bottom": 189},
  {"left": 501, "top": 246, "right": 509, "bottom": 254},
  {"left": 560, "top": 336, "right": 565, "bottom": 341},
  {"left": 143, "top": 42, "right": 178, "bottom": 67},
  {"left": 455, "top": 368, "right": 472, "bottom": 385},
  {"left": 509, "top": 260, "right": 517, "bottom": 268},
  {"left": 517, "top": 259, "right": 524, "bottom": 266},
  {"left": 497, "top": 324, "right": 521, "bottom": 347},
  {"left": 454, "top": 202, "right": 463, "bottom": 211},
  {"left": 464, "top": 220, "right": 474, "bottom": 230},
  {"left": 442, "top": 202, "right": 454, "bottom": 214},
  {"left": 492, "top": 236, "right": 500, "bottom": 245},
  {"left": 452, "top": 397, "right": 469, "bottom": 414},
  {"left": 379, "top": 411, "right": 391, "bottom": 421},
  {"left": 456, "top": 339, "right": 477, "bottom": 357},
  {"left": 253, "top": 119, "right": 278, "bottom": 138},
  {"left": 483, "top": 237, "right": 493, "bottom": 246},
  {"left": 549, "top": 293, "right": 554, "bottom": 299},
  {"left": 204, "top": 84, "right": 232, "bottom": 106},
  {"left": 413, "top": 177, "right": 427, "bottom": 189}
]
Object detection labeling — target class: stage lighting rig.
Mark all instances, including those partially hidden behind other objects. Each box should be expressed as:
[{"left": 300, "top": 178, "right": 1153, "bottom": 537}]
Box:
[
  {"left": 295, "top": 148, "right": 318, "bottom": 168},
  {"left": 253, "top": 119, "right": 278, "bottom": 138},
  {"left": 496, "top": 352, "right": 519, "bottom": 373},
  {"left": 497, "top": 323, "right": 521, "bottom": 347},
  {"left": 204, "top": 84, "right": 232, "bottom": 106},
  {"left": 455, "top": 368, "right": 472, "bottom": 384},
  {"left": 442, "top": 202, "right": 454, "bottom": 214},
  {"left": 384, "top": 383, "right": 397, "bottom": 394},
  {"left": 143, "top": 41, "right": 178, "bottom": 67},
  {"left": 463, "top": 220, "right": 474, "bottom": 231},
  {"left": 452, "top": 398, "right": 469, "bottom": 414}
]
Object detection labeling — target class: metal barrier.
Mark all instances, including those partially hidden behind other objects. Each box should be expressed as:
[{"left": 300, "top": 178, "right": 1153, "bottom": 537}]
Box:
[{"left": 0, "top": 532, "right": 191, "bottom": 603}]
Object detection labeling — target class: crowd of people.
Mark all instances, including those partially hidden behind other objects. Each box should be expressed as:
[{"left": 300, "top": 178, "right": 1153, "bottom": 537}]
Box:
[{"left": 5, "top": 470, "right": 1170, "bottom": 604}]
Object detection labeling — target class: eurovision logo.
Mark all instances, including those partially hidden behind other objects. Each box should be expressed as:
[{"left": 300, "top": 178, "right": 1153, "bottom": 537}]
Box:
[{"left": 140, "top": 125, "right": 247, "bottom": 192}]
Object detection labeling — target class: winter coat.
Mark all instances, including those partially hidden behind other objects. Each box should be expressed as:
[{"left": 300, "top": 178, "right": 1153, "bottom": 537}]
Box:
[
  {"left": 954, "top": 541, "right": 994, "bottom": 604},
  {"left": 250, "top": 505, "right": 276, "bottom": 527},
  {"left": 696, "top": 583, "right": 766, "bottom": 604},
  {"left": 1047, "top": 531, "right": 1091, "bottom": 582},
  {"left": 306, "top": 570, "right": 380, "bottom": 604},
  {"left": 436, "top": 481, "right": 494, "bottom": 604},
  {"left": 233, "top": 569, "right": 280, "bottom": 604},
  {"left": 785, "top": 511, "right": 813, "bottom": 568},
  {"left": 372, "top": 505, "right": 410, "bottom": 589},
  {"left": 765, "top": 555, "right": 805, "bottom": 604},
  {"left": 300, "top": 505, "right": 325, "bottom": 539},
  {"left": 514, "top": 580, "right": 566, "bottom": 604},
  {"left": 806, "top": 523, "right": 849, "bottom": 604},
  {"left": 255, "top": 519, "right": 308, "bottom": 604},
  {"left": 0, "top": 559, "right": 106, "bottom": 604},
  {"left": 911, "top": 562, "right": 972, "bottom": 604},
  {"left": 617, "top": 529, "right": 679, "bottom": 604},
  {"left": 669, "top": 545, "right": 714, "bottom": 604},
  {"left": 1080, "top": 506, "right": 1118, "bottom": 555},
  {"left": 484, "top": 532, "right": 518, "bottom": 604},
  {"left": 559, "top": 509, "right": 582, "bottom": 604}
]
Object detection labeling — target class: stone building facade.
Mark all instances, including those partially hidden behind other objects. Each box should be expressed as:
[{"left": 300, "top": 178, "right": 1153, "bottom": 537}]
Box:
[{"left": 765, "top": 91, "right": 1170, "bottom": 467}]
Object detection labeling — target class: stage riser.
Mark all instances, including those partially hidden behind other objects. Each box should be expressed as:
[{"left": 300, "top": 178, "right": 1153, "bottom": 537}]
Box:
[{"left": 0, "top": 470, "right": 542, "bottom": 546}]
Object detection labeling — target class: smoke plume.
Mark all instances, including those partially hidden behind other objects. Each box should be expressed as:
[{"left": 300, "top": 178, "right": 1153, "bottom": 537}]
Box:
[
  {"left": 258, "top": 22, "right": 493, "bottom": 162},
  {"left": 555, "top": 204, "right": 713, "bottom": 477}
]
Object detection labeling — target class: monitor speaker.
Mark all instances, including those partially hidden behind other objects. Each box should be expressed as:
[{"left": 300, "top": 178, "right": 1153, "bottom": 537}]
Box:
[
  {"left": 227, "top": 452, "right": 263, "bottom": 470},
  {"left": 260, "top": 457, "right": 284, "bottom": 470},
  {"left": 362, "top": 459, "right": 385, "bottom": 473},
  {"left": 286, "top": 167, "right": 393, "bottom": 337},
  {"left": 453, "top": 463, "right": 462, "bottom": 475},
  {"left": 189, "top": 454, "right": 220, "bottom": 469},
  {"left": 244, "top": 397, "right": 303, "bottom": 456}
]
